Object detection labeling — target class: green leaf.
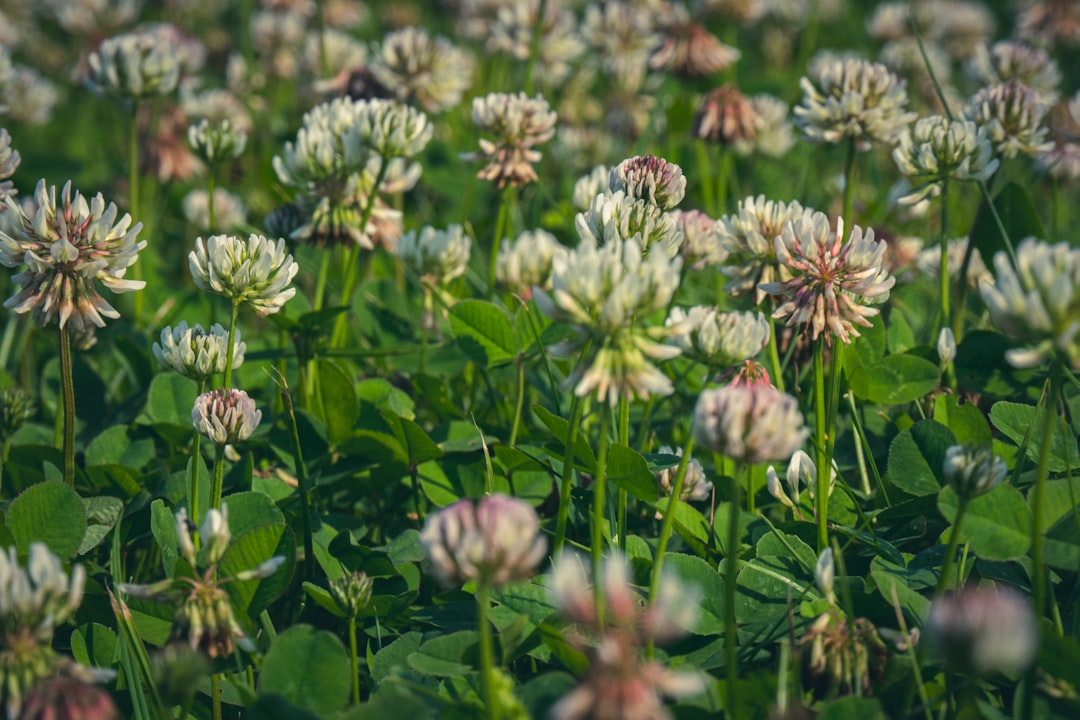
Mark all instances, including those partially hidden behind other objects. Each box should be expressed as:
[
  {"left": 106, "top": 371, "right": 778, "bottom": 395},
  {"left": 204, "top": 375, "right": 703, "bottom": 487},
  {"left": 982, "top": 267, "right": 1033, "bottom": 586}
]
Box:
[
  {"left": 317, "top": 359, "right": 359, "bottom": 444},
  {"left": 533, "top": 405, "right": 596, "bottom": 473},
  {"left": 221, "top": 491, "right": 285, "bottom": 537},
  {"left": 7, "top": 481, "right": 87, "bottom": 559},
  {"left": 969, "top": 182, "right": 1044, "bottom": 271},
  {"left": 869, "top": 557, "right": 931, "bottom": 625},
  {"left": 863, "top": 354, "right": 940, "bottom": 405},
  {"left": 79, "top": 496, "right": 123, "bottom": 555},
  {"left": 85, "top": 426, "right": 156, "bottom": 469},
  {"left": 150, "top": 499, "right": 179, "bottom": 578},
  {"left": 448, "top": 299, "right": 518, "bottom": 368},
  {"left": 606, "top": 444, "right": 660, "bottom": 502},
  {"left": 143, "top": 374, "right": 199, "bottom": 427},
  {"left": 357, "top": 378, "right": 415, "bottom": 420},
  {"left": 990, "top": 401, "right": 1078, "bottom": 472},
  {"left": 886, "top": 312, "right": 916, "bottom": 355},
  {"left": 817, "top": 697, "right": 887, "bottom": 720},
  {"left": 371, "top": 632, "right": 423, "bottom": 683},
  {"left": 71, "top": 623, "right": 118, "bottom": 670},
  {"left": 260, "top": 625, "right": 350, "bottom": 717},
  {"left": 407, "top": 631, "right": 478, "bottom": 677},
  {"left": 220, "top": 523, "right": 296, "bottom": 617},
  {"left": 662, "top": 553, "right": 725, "bottom": 635},
  {"left": 887, "top": 420, "right": 956, "bottom": 496},
  {"left": 954, "top": 331, "right": 1033, "bottom": 397},
  {"left": 933, "top": 395, "right": 991, "bottom": 445},
  {"left": 938, "top": 484, "right": 1032, "bottom": 561},
  {"left": 381, "top": 410, "right": 443, "bottom": 466}
]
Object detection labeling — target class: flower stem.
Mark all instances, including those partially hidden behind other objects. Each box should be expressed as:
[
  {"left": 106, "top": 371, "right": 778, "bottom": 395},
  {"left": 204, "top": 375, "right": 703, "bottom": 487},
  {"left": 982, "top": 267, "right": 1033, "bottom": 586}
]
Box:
[
  {"left": 1032, "top": 359, "right": 1063, "bottom": 621},
  {"left": 553, "top": 393, "right": 584, "bottom": 555},
  {"left": 591, "top": 403, "right": 613, "bottom": 630},
  {"left": 696, "top": 140, "right": 716, "bottom": 216},
  {"left": 935, "top": 498, "right": 967, "bottom": 596},
  {"left": 333, "top": 160, "right": 390, "bottom": 346},
  {"left": 767, "top": 315, "right": 785, "bottom": 393},
  {"left": 190, "top": 379, "right": 207, "bottom": 548},
  {"left": 130, "top": 101, "right": 144, "bottom": 324},
  {"left": 207, "top": 171, "right": 217, "bottom": 232},
  {"left": 937, "top": 178, "right": 950, "bottom": 335},
  {"left": 211, "top": 673, "right": 222, "bottom": 720},
  {"left": 59, "top": 325, "right": 76, "bottom": 487},
  {"left": 476, "top": 583, "right": 498, "bottom": 720},
  {"left": 419, "top": 287, "right": 432, "bottom": 374},
  {"left": 616, "top": 398, "right": 630, "bottom": 551},
  {"left": 210, "top": 444, "right": 226, "bottom": 510},
  {"left": 726, "top": 462, "right": 744, "bottom": 719},
  {"left": 841, "top": 136, "right": 857, "bottom": 223},
  {"left": 313, "top": 249, "right": 332, "bottom": 311},
  {"left": 277, "top": 371, "right": 316, "bottom": 583},
  {"left": 509, "top": 360, "right": 525, "bottom": 447},
  {"left": 716, "top": 147, "right": 731, "bottom": 215},
  {"left": 814, "top": 339, "right": 829, "bottom": 552},
  {"left": 348, "top": 616, "right": 360, "bottom": 703},
  {"left": 222, "top": 300, "right": 241, "bottom": 390},
  {"left": 488, "top": 186, "right": 512, "bottom": 299}
]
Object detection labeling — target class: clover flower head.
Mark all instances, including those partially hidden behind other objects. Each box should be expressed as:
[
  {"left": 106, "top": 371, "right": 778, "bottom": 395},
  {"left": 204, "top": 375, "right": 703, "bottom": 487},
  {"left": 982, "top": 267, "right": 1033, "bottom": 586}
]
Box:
[
  {"left": 182, "top": 88, "right": 253, "bottom": 135},
  {"left": 182, "top": 188, "right": 247, "bottom": 233},
  {"left": 572, "top": 164, "right": 610, "bottom": 211},
  {"left": 188, "top": 234, "right": 298, "bottom": 315},
  {"left": 369, "top": 27, "right": 474, "bottom": 113},
  {"left": 796, "top": 56, "right": 916, "bottom": 148},
  {"left": 608, "top": 155, "right": 686, "bottom": 210},
  {"left": 575, "top": 190, "right": 682, "bottom": 257},
  {"left": 670, "top": 209, "right": 726, "bottom": 270},
  {"left": 0, "top": 128, "right": 19, "bottom": 202},
  {"left": 496, "top": 229, "right": 567, "bottom": 297},
  {"left": 1038, "top": 99, "right": 1080, "bottom": 180},
  {"left": 3, "top": 65, "right": 59, "bottom": 126},
  {"left": 928, "top": 587, "right": 1037, "bottom": 675},
  {"left": 815, "top": 548, "right": 836, "bottom": 605},
  {"left": 192, "top": 388, "right": 261, "bottom": 446},
  {"left": 463, "top": 92, "right": 557, "bottom": 188},
  {"left": 535, "top": 236, "right": 683, "bottom": 405},
  {"left": 580, "top": 2, "right": 660, "bottom": 90},
  {"left": 420, "top": 494, "right": 547, "bottom": 588},
  {"left": 963, "top": 80, "right": 1053, "bottom": 159},
  {"left": 893, "top": 116, "right": 999, "bottom": 204},
  {"left": 0, "top": 387, "right": 34, "bottom": 440},
  {"left": 329, "top": 571, "right": 374, "bottom": 620},
  {"left": 488, "top": 0, "right": 584, "bottom": 86},
  {"left": 649, "top": 1, "right": 740, "bottom": 77},
  {"left": 801, "top": 608, "right": 890, "bottom": 699},
  {"left": 718, "top": 195, "right": 815, "bottom": 304},
  {"left": 915, "top": 236, "right": 991, "bottom": 288},
  {"left": 88, "top": 30, "right": 181, "bottom": 99},
  {"left": 693, "top": 83, "right": 761, "bottom": 146},
  {"left": 734, "top": 94, "right": 795, "bottom": 157},
  {"left": 762, "top": 213, "right": 895, "bottom": 344},
  {"left": 655, "top": 445, "right": 712, "bottom": 507},
  {"left": 187, "top": 118, "right": 247, "bottom": 166},
  {"left": 943, "top": 443, "right": 1007, "bottom": 500},
  {"left": 250, "top": 8, "right": 306, "bottom": 78},
  {"left": 0, "top": 179, "right": 146, "bottom": 331},
  {"left": 0, "top": 46, "right": 11, "bottom": 103},
  {"left": 693, "top": 384, "right": 808, "bottom": 464},
  {"left": 969, "top": 41, "right": 1061, "bottom": 106},
  {"left": 153, "top": 321, "right": 245, "bottom": 382},
  {"left": 666, "top": 306, "right": 770, "bottom": 369},
  {"left": 273, "top": 97, "right": 370, "bottom": 191},
  {"left": 1016, "top": 0, "right": 1080, "bottom": 49},
  {"left": 979, "top": 237, "right": 1080, "bottom": 369},
  {"left": 304, "top": 28, "right": 366, "bottom": 79},
  {"left": 768, "top": 448, "right": 837, "bottom": 515},
  {"left": 396, "top": 224, "right": 471, "bottom": 287},
  {"left": 353, "top": 98, "right": 433, "bottom": 159}
]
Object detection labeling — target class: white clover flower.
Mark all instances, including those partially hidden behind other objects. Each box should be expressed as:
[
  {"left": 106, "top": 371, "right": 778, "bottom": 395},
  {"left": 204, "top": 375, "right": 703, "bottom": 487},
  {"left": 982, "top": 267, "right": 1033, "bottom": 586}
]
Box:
[
  {"left": 655, "top": 445, "right": 712, "bottom": 507},
  {"left": 0, "top": 179, "right": 145, "bottom": 331},
  {"left": 188, "top": 234, "right": 298, "bottom": 315},
  {"left": 928, "top": 587, "right": 1037, "bottom": 675},
  {"left": 693, "top": 83, "right": 761, "bottom": 146},
  {"left": 572, "top": 165, "right": 610, "bottom": 211},
  {"left": 192, "top": 388, "right": 261, "bottom": 446},
  {"left": 47, "top": 0, "right": 140, "bottom": 36},
  {"left": 535, "top": 236, "right": 683, "bottom": 405},
  {"left": 0, "top": 543, "right": 85, "bottom": 643},
  {"left": 369, "top": 27, "right": 474, "bottom": 113},
  {"left": 762, "top": 213, "right": 895, "bottom": 344},
  {"left": 718, "top": 195, "right": 815, "bottom": 305},
  {"left": 488, "top": 0, "right": 584, "bottom": 85},
  {"left": 420, "top": 494, "right": 546, "bottom": 588},
  {"left": 187, "top": 118, "right": 247, "bottom": 166},
  {"left": 666, "top": 307, "right": 770, "bottom": 369},
  {"left": 608, "top": 155, "right": 686, "bottom": 210},
  {"left": 938, "top": 327, "right": 957, "bottom": 366},
  {"left": 781, "top": 449, "right": 836, "bottom": 503},
  {"left": 580, "top": 2, "right": 660, "bottom": 90},
  {"left": 181, "top": 88, "right": 253, "bottom": 135},
  {"left": 251, "top": 8, "right": 306, "bottom": 78},
  {"left": 0, "top": 128, "right": 19, "bottom": 202},
  {"left": 980, "top": 238, "right": 1080, "bottom": 369},
  {"left": 396, "top": 224, "right": 471, "bottom": 287},
  {"left": 1038, "top": 97, "right": 1080, "bottom": 180},
  {"left": 495, "top": 229, "right": 568, "bottom": 296},
  {"left": 815, "top": 548, "right": 836, "bottom": 606},
  {"left": 649, "top": 2, "right": 740, "bottom": 77},
  {"left": 88, "top": 30, "right": 181, "bottom": 99},
  {"left": 576, "top": 190, "right": 682, "bottom": 257},
  {"left": 273, "top": 97, "right": 370, "bottom": 191},
  {"left": 3, "top": 65, "right": 60, "bottom": 126},
  {"left": 693, "top": 384, "right": 808, "bottom": 464},
  {"left": 796, "top": 56, "right": 916, "bottom": 148},
  {"left": 963, "top": 81, "right": 1053, "bottom": 159},
  {"left": 915, "top": 236, "right": 991, "bottom": 288},
  {"left": 200, "top": 506, "right": 231, "bottom": 565},
  {"left": 893, "top": 117, "right": 1000, "bottom": 204},
  {"left": 182, "top": 188, "right": 247, "bottom": 233},
  {"left": 943, "top": 443, "right": 1006, "bottom": 500},
  {"left": 353, "top": 99, "right": 433, "bottom": 160},
  {"left": 153, "top": 321, "right": 245, "bottom": 382},
  {"left": 968, "top": 41, "right": 1060, "bottom": 106},
  {"left": 304, "top": 28, "right": 366, "bottom": 79},
  {"left": 670, "top": 210, "right": 726, "bottom": 270},
  {"left": 733, "top": 94, "right": 795, "bottom": 157},
  {"left": 464, "top": 92, "right": 558, "bottom": 188}
]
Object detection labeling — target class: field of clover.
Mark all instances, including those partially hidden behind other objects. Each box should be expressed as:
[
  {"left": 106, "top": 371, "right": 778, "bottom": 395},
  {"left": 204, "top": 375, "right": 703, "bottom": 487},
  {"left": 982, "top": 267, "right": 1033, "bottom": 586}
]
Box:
[{"left": 3, "top": 0, "right": 1080, "bottom": 719}]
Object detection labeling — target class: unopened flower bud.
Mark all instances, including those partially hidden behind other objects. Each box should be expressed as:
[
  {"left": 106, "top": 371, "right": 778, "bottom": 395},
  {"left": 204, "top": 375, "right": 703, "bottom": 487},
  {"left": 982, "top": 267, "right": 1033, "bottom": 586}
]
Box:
[
  {"left": 200, "top": 507, "right": 230, "bottom": 564},
  {"left": 153, "top": 321, "right": 245, "bottom": 382},
  {"left": 0, "top": 387, "right": 34, "bottom": 440},
  {"left": 938, "top": 327, "right": 957, "bottom": 366},
  {"left": 815, "top": 548, "right": 836, "bottom": 606},
  {"left": 329, "top": 571, "right": 374, "bottom": 619},
  {"left": 943, "top": 444, "right": 1007, "bottom": 500}
]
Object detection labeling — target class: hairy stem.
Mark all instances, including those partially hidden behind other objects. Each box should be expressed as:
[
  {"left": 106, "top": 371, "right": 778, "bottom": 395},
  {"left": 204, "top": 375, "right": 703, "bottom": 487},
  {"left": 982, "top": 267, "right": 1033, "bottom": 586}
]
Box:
[{"left": 59, "top": 325, "right": 76, "bottom": 487}]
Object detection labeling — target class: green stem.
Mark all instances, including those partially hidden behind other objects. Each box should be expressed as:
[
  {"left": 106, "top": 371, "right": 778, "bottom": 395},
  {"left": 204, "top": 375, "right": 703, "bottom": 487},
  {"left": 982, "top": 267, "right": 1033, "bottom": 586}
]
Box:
[
  {"left": 59, "top": 325, "right": 76, "bottom": 487},
  {"left": 935, "top": 499, "right": 967, "bottom": 596},
  {"left": 766, "top": 316, "right": 784, "bottom": 392},
  {"left": 210, "top": 444, "right": 226, "bottom": 510},
  {"left": 130, "top": 101, "right": 144, "bottom": 323},
  {"left": 726, "top": 463, "right": 744, "bottom": 719},
  {"left": 313, "top": 247, "right": 332, "bottom": 311},
  {"left": 211, "top": 673, "right": 221, "bottom": 720},
  {"left": 1032, "top": 360, "right": 1062, "bottom": 621},
  {"left": 488, "top": 187, "right": 512, "bottom": 299},
  {"left": 696, "top": 140, "right": 716, "bottom": 216},
  {"left": 279, "top": 372, "right": 316, "bottom": 582},
  {"left": 419, "top": 287, "right": 431, "bottom": 374},
  {"left": 333, "top": 160, "right": 390, "bottom": 345},
  {"left": 716, "top": 147, "right": 731, "bottom": 216},
  {"left": 824, "top": 342, "right": 844, "bottom": 478},
  {"left": 553, "top": 394, "right": 584, "bottom": 555},
  {"left": 648, "top": 434, "right": 695, "bottom": 657},
  {"left": 207, "top": 172, "right": 217, "bottom": 232},
  {"left": 222, "top": 300, "right": 241, "bottom": 390},
  {"left": 938, "top": 179, "right": 950, "bottom": 335},
  {"left": 814, "top": 340, "right": 828, "bottom": 551},
  {"left": 591, "top": 404, "right": 613, "bottom": 630},
  {"left": 841, "top": 136, "right": 857, "bottom": 223},
  {"left": 616, "top": 398, "right": 630, "bottom": 551},
  {"left": 476, "top": 584, "right": 498, "bottom": 720},
  {"left": 509, "top": 360, "right": 525, "bottom": 447},
  {"left": 348, "top": 616, "right": 360, "bottom": 703},
  {"left": 190, "top": 378, "right": 207, "bottom": 547}
]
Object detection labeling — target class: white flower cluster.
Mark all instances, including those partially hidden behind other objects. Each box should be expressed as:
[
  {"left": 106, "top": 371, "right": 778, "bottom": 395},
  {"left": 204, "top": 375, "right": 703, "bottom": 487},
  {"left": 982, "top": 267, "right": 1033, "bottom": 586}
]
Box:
[
  {"left": 0, "top": 128, "right": 19, "bottom": 202},
  {"left": 0, "top": 543, "right": 85, "bottom": 643},
  {"left": 465, "top": 92, "right": 558, "bottom": 188},
  {"left": 192, "top": 388, "right": 262, "bottom": 445},
  {"left": 609, "top": 155, "right": 686, "bottom": 210},
  {"left": 187, "top": 118, "right": 247, "bottom": 165},
  {"left": 153, "top": 321, "right": 245, "bottom": 382},
  {"left": 655, "top": 446, "right": 712, "bottom": 506},
  {"left": 188, "top": 234, "right": 298, "bottom": 315},
  {"left": 963, "top": 81, "right": 1053, "bottom": 159},
  {"left": 572, "top": 165, "right": 610, "bottom": 211},
  {"left": 488, "top": 0, "right": 584, "bottom": 85},
  {"left": 694, "top": 384, "right": 808, "bottom": 464},
  {"left": 670, "top": 210, "right": 726, "bottom": 270},
  {"left": 943, "top": 444, "right": 1007, "bottom": 500},
  {"left": 968, "top": 41, "right": 1060, "bottom": 105},
  {"left": 369, "top": 27, "right": 474, "bottom": 113},
  {"left": 182, "top": 188, "right": 247, "bottom": 232},
  {"left": 495, "top": 229, "right": 568, "bottom": 295},
  {"left": 718, "top": 195, "right": 814, "bottom": 305},
  {"left": 734, "top": 94, "right": 796, "bottom": 158},
  {"left": 88, "top": 30, "right": 181, "bottom": 99},
  {"left": 575, "top": 190, "right": 682, "bottom": 257},
  {"left": 892, "top": 116, "right": 999, "bottom": 204},
  {"left": 666, "top": 306, "right": 770, "bottom": 369},
  {"left": 396, "top": 224, "right": 472, "bottom": 287}
]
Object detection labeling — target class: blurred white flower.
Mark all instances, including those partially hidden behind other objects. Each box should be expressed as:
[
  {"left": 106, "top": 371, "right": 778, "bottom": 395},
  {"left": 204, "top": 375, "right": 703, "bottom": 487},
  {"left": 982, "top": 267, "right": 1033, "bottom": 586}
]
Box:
[
  {"left": 304, "top": 28, "right": 366, "bottom": 79},
  {"left": 420, "top": 494, "right": 546, "bottom": 588},
  {"left": 718, "top": 195, "right": 814, "bottom": 305},
  {"left": 46, "top": 0, "right": 140, "bottom": 36},
  {"left": 968, "top": 41, "right": 1060, "bottom": 105},
  {"left": 943, "top": 443, "right": 1006, "bottom": 500},
  {"left": 488, "top": 0, "right": 584, "bottom": 85},
  {"left": 892, "top": 116, "right": 999, "bottom": 204},
  {"left": 963, "top": 80, "right": 1053, "bottom": 159},
  {"left": 580, "top": 1, "right": 660, "bottom": 90},
  {"left": 192, "top": 388, "right": 261, "bottom": 445},
  {"left": 369, "top": 27, "right": 474, "bottom": 113},
  {"left": 187, "top": 118, "right": 247, "bottom": 165},
  {"left": 915, "top": 236, "right": 991, "bottom": 289},
  {"left": 463, "top": 92, "right": 557, "bottom": 188},
  {"left": 188, "top": 234, "right": 298, "bottom": 315},
  {"left": 655, "top": 445, "right": 712, "bottom": 509},
  {"left": 3, "top": 65, "right": 60, "bottom": 125},
  {"left": 796, "top": 56, "right": 916, "bottom": 148},
  {"left": 649, "top": 1, "right": 740, "bottom": 77},
  {"left": 88, "top": 30, "right": 181, "bottom": 98},
  {"left": 572, "top": 165, "right": 610, "bottom": 212},
  {"left": 154, "top": 321, "right": 245, "bottom": 382},
  {"left": 0, "top": 128, "right": 18, "bottom": 202},
  {"left": 670, "top": 209, "right": 727, "bottom": 270},
  {"left": 928, "top": 587, "right": 1037, "bottom": 675},
  {"left": 693, "top": 384, "right": 808, "bottom": 464},
  {"left": 980, "top": 237, "right": 1080, "bottom": 369},
  {"left": 666, "top": 306, "right": 769, "bottom": 369},
  {"left": 693, "top": 83, "right": 761, "bottom": 146},
  {"left": 815, "top": 548, "right": 836, "bottom": 605},
  {"left": 181, "top": 88, "right": 253, "bottom": 135},
  {"left": 495, "top": 228, "right": 567, "bottom": 297},
  {"left": 734, "top": 94, "right": 795, "bottom": 157},
  {"left": 0, "top": 179, "right": 145, "bottom": 331},
  {"left": 938, "top": 327, "right": 957, "bottom": 366},
  {"left": 396, "top": 224, "right": 471, "bottom": 287},
  {"left": 182, "top": 188, "right": 247, "bottom": 232}
]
